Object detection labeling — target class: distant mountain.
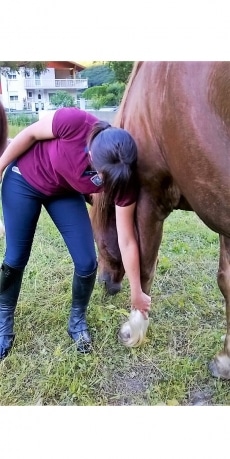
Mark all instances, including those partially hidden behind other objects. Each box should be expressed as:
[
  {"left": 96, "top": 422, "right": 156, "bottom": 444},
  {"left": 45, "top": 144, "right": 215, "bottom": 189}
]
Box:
[{"left": 79, "top": 63, "right": 115, "bottom": 87}]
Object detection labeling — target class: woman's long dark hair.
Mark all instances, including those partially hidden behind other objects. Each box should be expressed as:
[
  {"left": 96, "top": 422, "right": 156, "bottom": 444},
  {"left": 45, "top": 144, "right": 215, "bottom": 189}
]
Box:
[
  {"left": 87, "top": 121, "right": 138, "bottom": 200},
  {"left": 0, "top": 102, "right": 8, "bottom": 155}
]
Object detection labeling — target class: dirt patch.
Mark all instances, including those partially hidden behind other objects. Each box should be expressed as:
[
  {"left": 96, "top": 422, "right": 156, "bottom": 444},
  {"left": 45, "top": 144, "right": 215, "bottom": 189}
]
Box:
[
  {"left": 99, "top": 362, "right": 163, "bottom": 405},
  {"left": 187, "top": 388, "right": 213, "bottom": 405}
]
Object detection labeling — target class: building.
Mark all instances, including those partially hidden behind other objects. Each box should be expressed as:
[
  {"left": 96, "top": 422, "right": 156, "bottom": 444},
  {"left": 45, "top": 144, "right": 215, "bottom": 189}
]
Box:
[{"left": 0, "top": 61, "right": 88, "bottom": 112}]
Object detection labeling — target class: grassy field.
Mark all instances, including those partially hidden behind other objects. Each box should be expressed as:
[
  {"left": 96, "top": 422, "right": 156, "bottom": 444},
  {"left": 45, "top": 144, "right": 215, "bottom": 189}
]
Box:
[
  {"left": 8, "top": 123, "right": 30, "bottom": 138},
  {"left": 0, "top": 203, "right": 229, "bottom": 406},
  {"left": 0, "top": 124, "right": 229, "bottom": 406}
]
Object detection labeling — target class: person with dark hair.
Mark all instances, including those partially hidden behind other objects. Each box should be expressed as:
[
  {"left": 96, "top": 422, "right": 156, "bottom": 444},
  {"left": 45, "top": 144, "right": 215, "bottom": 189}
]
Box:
[{"left": 0, "top": 107, "right": 151, "bottom": 360}]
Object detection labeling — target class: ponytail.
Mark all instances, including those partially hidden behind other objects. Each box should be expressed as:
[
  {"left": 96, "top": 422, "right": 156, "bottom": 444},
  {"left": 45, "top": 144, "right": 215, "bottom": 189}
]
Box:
[{"left": 87, "top": 121, "right": 138, "bottom": 200}]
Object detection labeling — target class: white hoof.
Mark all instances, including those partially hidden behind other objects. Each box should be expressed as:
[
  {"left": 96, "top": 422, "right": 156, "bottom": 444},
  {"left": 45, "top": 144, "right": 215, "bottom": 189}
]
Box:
[
  {"left": 118, "top": 309, "right": 149, "bottom": 347},
  {"left": 0, "top": 219, "right": 5, "bottom": 237},
  {"left": 209, "top": 352, "right": 230, "bottom": 380}
]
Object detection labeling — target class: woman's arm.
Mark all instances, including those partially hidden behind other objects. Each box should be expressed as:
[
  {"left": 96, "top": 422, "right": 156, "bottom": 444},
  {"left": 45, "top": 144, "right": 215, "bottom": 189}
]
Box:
[
  {"left": 0, "top": 111, "right": 56, "bottom": 181},
  {"left": 115, "top": 202, "right": 151, "bottom": 316}
]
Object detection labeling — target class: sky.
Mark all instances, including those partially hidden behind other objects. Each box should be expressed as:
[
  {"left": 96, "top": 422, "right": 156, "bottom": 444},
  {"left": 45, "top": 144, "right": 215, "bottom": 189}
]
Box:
[{"left": 1, "top": 1, "right": 230, "bottom": 62}]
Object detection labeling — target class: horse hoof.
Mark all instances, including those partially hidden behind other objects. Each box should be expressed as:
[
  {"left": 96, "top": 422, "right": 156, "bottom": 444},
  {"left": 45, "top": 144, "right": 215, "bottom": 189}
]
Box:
[
  {"left": 118, "top": 309, "right": 149, "bottom": 348},
  {"left": 97, "top": 274, "right": 121, "bottom": 296},
  {"left": 106, "top": 284, "right": 121, "bottom": 296},
  {"left": 118, "top": 328, "right": 130, "bottom": 342},
  {"left": 209, "top": 353, "right": 230, "bottom": 379}
]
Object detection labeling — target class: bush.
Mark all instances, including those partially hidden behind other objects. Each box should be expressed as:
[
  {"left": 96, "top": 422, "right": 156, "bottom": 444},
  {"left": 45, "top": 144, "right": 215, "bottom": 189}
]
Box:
[
  {"left": 7, "top": 113, "right": 38, "bottom": 126},
  {"left": 50, "top": 91, "right": 75, "bottom": 107},
  {"left": 82, "top": 82, "right": 125, "bottom": 109}
]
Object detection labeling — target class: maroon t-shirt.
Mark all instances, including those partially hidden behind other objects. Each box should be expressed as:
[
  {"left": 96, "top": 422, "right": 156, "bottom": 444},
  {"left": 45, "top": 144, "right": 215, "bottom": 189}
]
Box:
[{"left": 18, "top": 107, "right": 137, "bottom": 206}]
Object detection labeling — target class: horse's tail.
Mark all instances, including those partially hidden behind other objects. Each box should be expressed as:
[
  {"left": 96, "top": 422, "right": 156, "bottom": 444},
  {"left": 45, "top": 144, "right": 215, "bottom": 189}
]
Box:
[
  {"left": 113, "top": 61, "right": 144, "bottom": 128},
  {"left": 0, "top": 101, "right": 8, "bottom": 155},
  {"left": 90, "top": 192, "right": 113, "bottom": 232}
]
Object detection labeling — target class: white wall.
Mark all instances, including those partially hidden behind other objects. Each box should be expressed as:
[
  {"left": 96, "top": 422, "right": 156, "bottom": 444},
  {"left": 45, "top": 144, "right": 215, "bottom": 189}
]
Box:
[
  {"left": 39, "top": 109, "right": 116, "bottom": 124},
  {"left": 1, "top": 72, "right": 27, "bottom": 110}
]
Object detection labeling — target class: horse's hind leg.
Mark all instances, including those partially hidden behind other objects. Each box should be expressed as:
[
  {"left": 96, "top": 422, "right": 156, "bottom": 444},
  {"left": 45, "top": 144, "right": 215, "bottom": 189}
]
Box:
[{"left": 209, "top": 235, "right": 230, "bottom": 379}]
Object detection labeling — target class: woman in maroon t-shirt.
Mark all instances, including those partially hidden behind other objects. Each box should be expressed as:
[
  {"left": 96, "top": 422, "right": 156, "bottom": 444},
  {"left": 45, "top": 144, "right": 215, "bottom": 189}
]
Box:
[{"left": 0, "top": 107, "right": 150, "bottom": 359}]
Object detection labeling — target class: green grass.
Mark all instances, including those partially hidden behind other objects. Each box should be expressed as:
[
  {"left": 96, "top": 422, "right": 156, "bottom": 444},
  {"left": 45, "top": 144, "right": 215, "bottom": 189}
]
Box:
[
  {"left": 1, "top": 124, "right": 229, "bottom": 405},
  {"left": 0, "top": 205, "right": 229, "bottom": 406},
  {"left": 8, "top": 124, "right": 24, "bottom": 138}
]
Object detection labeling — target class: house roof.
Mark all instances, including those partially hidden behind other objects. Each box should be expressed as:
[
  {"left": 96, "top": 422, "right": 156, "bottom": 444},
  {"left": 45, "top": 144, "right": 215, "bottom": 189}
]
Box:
[{"left": 46, "top": 61, "right": 86, "bottom": 71}]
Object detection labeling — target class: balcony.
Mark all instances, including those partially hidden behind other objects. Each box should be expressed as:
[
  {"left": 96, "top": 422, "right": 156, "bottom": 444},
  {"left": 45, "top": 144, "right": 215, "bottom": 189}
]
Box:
[{"left": 24, "top": 78, "right": 88, "bottom": 90}]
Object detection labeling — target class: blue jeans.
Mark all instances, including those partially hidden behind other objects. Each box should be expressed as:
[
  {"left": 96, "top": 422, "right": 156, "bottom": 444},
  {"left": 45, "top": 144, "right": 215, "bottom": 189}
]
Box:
[{"left": 1, "top": 162, "right": 97, "bottom": 276}]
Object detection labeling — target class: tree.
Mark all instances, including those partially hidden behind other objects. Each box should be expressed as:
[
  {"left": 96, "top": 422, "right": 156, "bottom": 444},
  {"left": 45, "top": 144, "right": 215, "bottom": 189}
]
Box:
[
  {"left": 79, "top": 64, "right": 115, "bottom": 87},
  {"left": 107, "top": 62, "right": 134, "bottom": 83},
  {"left": 0, "top": 61, "right": 48, "bottom": 76},
  {"left": 82, "top": 82, "right": 125, "bottom": 109},
  {"left": 50, "top": 91, "right": 75, "bottom": 107}
]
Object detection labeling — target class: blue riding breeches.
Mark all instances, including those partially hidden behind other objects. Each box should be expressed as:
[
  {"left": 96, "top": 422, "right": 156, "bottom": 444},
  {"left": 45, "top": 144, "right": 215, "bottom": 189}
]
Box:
[{"left": 1, "top": 162, "right": 97, "bottom": 276}]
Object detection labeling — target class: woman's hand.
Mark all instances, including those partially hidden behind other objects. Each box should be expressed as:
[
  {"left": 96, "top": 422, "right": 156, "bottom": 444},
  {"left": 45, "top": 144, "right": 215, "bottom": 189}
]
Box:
[{"left": 131, "top": 291, "right": 151, "bottom": 319}]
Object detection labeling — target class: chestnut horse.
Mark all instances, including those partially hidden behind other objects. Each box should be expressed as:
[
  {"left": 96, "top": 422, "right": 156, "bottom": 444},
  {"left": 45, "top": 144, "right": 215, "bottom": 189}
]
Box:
[{"left": 90, "top": 61, "right": 230, "bottom": 379}]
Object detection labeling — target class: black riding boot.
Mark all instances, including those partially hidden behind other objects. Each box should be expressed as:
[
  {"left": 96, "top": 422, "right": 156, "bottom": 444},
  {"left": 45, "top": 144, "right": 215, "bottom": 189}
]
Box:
[
  {"left": 0, "top": 262, "right": 24, "bottom": 360},
  {"left": 68, "top": 268, "right": 97, "bottom": 353}
]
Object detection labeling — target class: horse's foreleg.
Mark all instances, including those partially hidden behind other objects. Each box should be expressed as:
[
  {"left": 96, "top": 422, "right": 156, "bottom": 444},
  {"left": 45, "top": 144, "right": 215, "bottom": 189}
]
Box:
[
  {"left": 209, "top": 235, "right": 230, "bottom": 379},
  {"left": 118, "top": 190, "right": 164, "bottom": 347},
  {"left": 136, "top": 193, "right": 164, "bottom": 295}
]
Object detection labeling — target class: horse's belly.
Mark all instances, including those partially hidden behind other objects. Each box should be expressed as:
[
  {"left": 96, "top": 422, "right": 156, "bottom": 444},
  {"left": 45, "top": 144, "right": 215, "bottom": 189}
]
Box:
[{"left": 178, "top": 178, "right": 230, "bottom": 237}]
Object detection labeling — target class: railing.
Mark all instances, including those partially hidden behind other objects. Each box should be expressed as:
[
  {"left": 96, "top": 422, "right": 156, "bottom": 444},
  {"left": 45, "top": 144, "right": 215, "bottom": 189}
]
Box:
[{"left": 24, "top": 78, "right": 88, "bottom": 90}]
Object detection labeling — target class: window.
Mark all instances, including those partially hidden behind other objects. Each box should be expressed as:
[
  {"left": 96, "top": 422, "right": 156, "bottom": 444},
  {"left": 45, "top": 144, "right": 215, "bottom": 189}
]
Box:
[
  {"left": 8, "top": 72, "right": 17, "bottom": 80},
  {"left": 9, "top": 95, "right": 18, "bottom": 101},
  {"left": 35, "top": 72, "right": 41, "bottom": 86},
  {"left": 28, "top": 91, "right": 33, "bottom": 98}
]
